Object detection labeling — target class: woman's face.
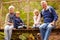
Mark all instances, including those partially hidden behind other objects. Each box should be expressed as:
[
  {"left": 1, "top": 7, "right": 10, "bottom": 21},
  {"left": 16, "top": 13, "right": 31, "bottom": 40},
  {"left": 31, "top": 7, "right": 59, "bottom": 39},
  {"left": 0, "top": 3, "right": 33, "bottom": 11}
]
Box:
[
  {"left": 35, "top": 12, "right": 39, "bottom": 16},
  {"left": 9, "top": 8, "right": 14, "bottom": 13}
]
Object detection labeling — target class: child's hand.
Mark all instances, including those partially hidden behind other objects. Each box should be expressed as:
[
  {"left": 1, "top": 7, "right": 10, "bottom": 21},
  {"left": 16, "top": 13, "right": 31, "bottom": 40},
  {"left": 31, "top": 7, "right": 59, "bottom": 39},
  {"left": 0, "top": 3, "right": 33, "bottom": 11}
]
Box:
[
  {"left": 13, "top": 28, "right": 16, "bottom": 30},
  {"left": 20, "top": 23, "right": 23, "bottom": 24}
]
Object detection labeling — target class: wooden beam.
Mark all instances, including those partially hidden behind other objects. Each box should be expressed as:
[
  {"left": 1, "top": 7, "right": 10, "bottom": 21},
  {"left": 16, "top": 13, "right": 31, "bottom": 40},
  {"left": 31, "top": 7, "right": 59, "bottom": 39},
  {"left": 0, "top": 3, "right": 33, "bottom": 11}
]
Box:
[
  {"left": 2, "top": 1, "right": 20, "bottom": 4},
  {"left": 2, "top": 0, "right": 60, "bottom": 4},
  {"left": 0, "top": 28, "right": 60, "bottom": 33}
]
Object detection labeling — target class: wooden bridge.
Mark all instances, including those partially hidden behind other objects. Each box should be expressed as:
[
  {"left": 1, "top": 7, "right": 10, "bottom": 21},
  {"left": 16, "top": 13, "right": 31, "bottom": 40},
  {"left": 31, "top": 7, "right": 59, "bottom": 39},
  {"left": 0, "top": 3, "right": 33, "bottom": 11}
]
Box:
[{"left": 0, "top": 28, "right": 60, "bottom": 40}]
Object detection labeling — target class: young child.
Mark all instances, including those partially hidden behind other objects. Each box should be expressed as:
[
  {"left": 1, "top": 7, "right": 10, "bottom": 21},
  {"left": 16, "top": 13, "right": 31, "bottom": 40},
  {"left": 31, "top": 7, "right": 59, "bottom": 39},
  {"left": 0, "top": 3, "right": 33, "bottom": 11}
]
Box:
[
  {"left": 14, "top": 11, "right": 26, "bottom": 29},
  {"left": 32, "top": 9, "right": 41, "bottom": 28}
]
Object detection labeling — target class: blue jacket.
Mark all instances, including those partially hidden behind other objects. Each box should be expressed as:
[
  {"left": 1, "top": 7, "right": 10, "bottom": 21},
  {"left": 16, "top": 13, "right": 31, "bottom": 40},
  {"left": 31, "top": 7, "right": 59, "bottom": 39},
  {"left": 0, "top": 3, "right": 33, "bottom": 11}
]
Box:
[
  {"left": 41, "top": 6, "right": 58, "bottom": 23},
  {"left": 13, "top": 17, "right": 23, "bottom": 28}
]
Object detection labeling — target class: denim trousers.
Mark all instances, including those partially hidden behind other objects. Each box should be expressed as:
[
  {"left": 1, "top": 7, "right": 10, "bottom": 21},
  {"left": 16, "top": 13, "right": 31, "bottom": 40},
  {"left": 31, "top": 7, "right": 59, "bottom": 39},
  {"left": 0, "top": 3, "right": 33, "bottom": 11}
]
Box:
[
  {"left": 4, "top": 25, "right": 13, "bottom": 40},
  {"left": 39, "top": 23, "right": 54, "bottom": 40},
  {"left": 32, "top": 24, "right": 40, "bottom": 28}
]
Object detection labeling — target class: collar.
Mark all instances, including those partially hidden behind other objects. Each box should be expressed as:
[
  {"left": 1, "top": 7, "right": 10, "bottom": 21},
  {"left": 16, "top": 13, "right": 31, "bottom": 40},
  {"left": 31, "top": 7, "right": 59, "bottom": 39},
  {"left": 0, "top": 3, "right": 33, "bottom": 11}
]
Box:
[{"left": 43, "top": 6, "right": 50, "bottom": 11}]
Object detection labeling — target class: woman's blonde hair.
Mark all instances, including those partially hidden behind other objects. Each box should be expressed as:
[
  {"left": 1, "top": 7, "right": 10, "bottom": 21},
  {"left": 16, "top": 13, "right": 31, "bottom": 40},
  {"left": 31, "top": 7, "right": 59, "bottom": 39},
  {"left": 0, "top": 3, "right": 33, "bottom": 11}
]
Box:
[{"left": 33, "top": 9, "right": 39, "bottom": 15}]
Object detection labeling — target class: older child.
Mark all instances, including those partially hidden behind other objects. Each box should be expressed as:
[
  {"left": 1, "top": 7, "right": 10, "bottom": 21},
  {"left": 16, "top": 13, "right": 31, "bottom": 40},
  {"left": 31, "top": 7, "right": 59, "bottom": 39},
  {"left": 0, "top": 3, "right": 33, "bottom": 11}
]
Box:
[
  {"left": 14, "top": 11, "right": 26, "bottom": 29},
  {"left": 32, "top": 9, "right": 41, "bottom": 28}
]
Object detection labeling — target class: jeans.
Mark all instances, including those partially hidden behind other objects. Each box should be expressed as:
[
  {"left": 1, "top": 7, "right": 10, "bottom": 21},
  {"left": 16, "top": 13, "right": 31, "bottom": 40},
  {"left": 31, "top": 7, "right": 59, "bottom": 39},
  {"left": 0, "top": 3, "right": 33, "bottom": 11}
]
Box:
[
  {"left": 39, "top": 23, "right": 54, "bottom": 40},
  {"left": 4, "top": 25, "right": 13, "bottom": 40},
  {"left": 18, "top": 26, "right": 23, "bottom": 28},
  {"left": 18, "top": 25, "right": 27, "bottom": 29},
  {"left": 32, "top": 24, "right": 40, "bottom": 28}
]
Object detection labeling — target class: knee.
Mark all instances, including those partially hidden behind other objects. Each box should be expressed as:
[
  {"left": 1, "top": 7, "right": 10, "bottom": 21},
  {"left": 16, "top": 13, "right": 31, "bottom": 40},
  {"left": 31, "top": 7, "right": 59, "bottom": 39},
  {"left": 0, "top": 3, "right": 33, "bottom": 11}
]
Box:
[
  {"left": 39, "top": 25, "right": 43, "bottom": 30},
  {"left": 4, "top": 25, "right": 10, "bottom": 31},
  {"left": 39, "top": 23, "right": 47, "bottom": 29},
  {"left": 47, "top": 24, "right": 54, "bottom": 29},
  {"left": 4, "top": 26, "right": 9, "bottom": 31},
  {"left": 9, "top": 26, "right": 13, "bottom": 30}
]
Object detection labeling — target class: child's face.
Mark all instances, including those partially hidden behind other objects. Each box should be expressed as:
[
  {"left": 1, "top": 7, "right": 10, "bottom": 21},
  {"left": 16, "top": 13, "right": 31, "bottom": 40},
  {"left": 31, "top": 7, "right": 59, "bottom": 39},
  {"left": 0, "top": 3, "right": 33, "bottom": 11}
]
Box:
[
  {"left": 35, "top": 12, "right": 39, "bottom": 16},
  {"left": 16, "top": 13, "right": 20, "bottom": 17}
]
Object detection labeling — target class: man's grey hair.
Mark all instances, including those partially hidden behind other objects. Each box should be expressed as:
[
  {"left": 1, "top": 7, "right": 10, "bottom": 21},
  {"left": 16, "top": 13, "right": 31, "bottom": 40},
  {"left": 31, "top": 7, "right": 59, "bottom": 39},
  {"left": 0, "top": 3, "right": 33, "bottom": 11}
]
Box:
[{"left": 41, "top": 1, "right": 47, "bottom": 5}]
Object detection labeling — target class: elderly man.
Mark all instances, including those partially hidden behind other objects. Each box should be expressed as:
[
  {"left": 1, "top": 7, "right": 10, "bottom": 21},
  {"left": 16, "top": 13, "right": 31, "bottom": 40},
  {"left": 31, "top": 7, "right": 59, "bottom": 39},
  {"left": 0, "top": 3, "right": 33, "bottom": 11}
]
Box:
[
  {"left": 4, "top": 5, "right": 15, "bottom": 40},
  {"left": 39, "top": 1, "right": 58, "bottom": 40}
]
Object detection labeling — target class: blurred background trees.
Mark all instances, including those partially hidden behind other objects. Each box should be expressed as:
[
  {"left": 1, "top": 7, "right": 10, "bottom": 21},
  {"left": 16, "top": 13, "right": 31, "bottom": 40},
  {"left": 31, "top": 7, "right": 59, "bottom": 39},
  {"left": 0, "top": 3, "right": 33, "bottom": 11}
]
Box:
[
  {"left": 0, "top": 0, "right": 60, "bottom": 40},
  {"left": 0, "top": 0, "right": 60, "bottom": 28}
]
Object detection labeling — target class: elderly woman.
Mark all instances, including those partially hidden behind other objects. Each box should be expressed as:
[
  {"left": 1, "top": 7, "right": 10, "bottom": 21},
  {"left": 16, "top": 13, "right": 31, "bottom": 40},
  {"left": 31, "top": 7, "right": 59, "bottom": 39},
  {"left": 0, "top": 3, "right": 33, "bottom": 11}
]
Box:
[
  {"left": 32, "top": 9, "right": 41, "bottom": 28},
  {"left": 4, "top": 5, "right": 15, "bottom": 40}
]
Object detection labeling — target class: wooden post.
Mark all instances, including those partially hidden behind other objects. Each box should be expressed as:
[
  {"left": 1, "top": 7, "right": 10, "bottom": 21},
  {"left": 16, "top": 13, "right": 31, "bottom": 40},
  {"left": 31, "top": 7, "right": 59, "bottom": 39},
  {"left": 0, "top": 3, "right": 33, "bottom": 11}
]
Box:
[
  {"left": 23, "top": 0, "right": 30, "bottom": 29},
  {"left": 26, "top": 0, "right": 30, "bottom": 29},
  {"left": 27, "top": 7, "right": 30, "bottom": 29},
  {"left": 0, "top": 0, "right": 2, "bottom": 29}
]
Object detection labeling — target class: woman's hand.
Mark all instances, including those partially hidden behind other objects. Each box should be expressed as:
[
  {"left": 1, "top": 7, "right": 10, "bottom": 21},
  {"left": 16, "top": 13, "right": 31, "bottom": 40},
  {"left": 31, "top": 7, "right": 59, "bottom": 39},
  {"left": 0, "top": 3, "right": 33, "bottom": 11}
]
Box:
[{"left": 7, "top": 22, "right": 13, "bottom": 25}]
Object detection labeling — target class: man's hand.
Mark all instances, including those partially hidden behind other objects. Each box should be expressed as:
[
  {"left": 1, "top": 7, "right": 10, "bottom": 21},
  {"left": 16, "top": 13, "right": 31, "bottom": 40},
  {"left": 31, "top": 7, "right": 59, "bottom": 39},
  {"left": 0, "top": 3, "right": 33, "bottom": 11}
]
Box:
[{"left": 50, "top": 21, "right": 56, "bottom": 26}]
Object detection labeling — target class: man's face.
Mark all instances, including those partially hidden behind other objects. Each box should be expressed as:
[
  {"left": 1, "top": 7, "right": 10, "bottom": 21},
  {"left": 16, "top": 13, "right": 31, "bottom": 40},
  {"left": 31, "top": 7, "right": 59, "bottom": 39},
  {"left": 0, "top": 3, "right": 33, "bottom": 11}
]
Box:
[
  {"left": 41, "top": 2, "right": 47, "bottom": 9},
  {"left": 9, "top": 8, "right": 14, "bottom": 13}
]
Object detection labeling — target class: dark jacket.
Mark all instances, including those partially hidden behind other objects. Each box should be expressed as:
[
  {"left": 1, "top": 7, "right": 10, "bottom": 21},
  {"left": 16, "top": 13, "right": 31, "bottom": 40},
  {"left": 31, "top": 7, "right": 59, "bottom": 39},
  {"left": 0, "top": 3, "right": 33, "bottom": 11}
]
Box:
[
  {"left": 13, "top": 16, "right": 23, "bottom": 28},
  {"left": 41, "top": 6, "right": 58, "bottom": 23}
]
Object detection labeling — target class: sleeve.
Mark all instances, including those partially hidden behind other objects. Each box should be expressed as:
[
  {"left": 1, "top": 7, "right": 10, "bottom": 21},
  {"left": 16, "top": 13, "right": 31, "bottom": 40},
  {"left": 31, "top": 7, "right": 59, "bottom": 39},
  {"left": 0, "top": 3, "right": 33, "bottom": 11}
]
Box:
[
  {"left": 50, "top": 7, "right": 58, "bottom": 21},
  {"left": 5, "top": 13, "right": 9, "bottom": 24},
  {"left": 33, "top": 16, "right": 37, "bottom": 24},
  {"left": 20, "top": 18, "right": 24, "bottom": 24},
  {"left": 13, "top": 17, "right": 18, "bottom": 28},
  {"left": 40, "top": 11, "right": 43, "bottom": 17},
  {"left": 13, "top": 19, "right": 16, "bottom": 28},
  {"left": 37, "top": 14, "right": 40, "bottom": 23}
]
